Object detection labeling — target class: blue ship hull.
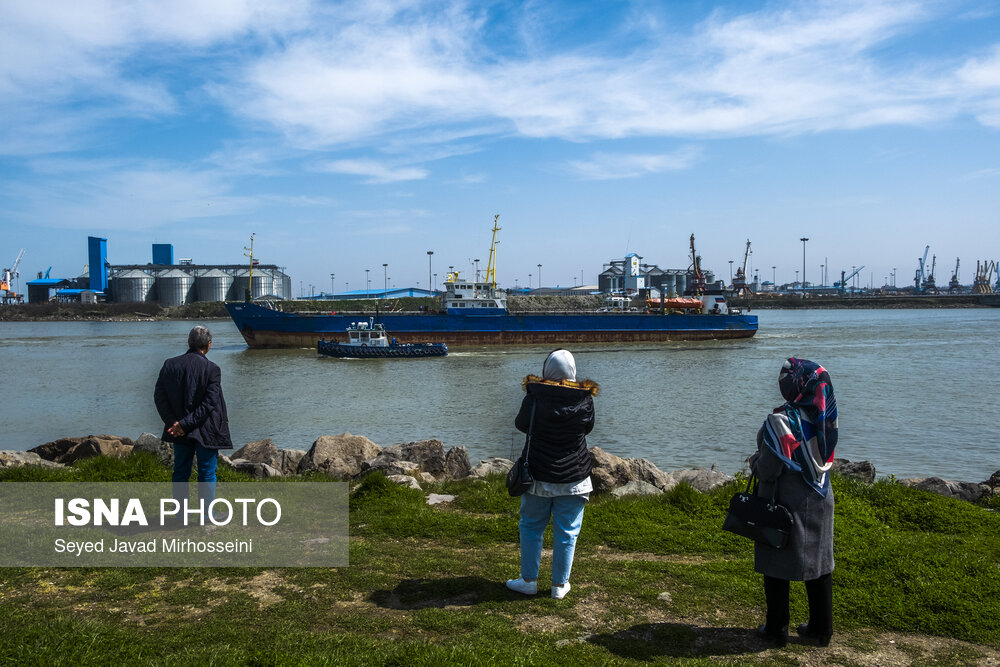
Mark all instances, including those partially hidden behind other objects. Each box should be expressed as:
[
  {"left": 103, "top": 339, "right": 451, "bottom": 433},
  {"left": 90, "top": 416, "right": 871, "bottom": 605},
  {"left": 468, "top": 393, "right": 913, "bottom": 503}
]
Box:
[{"left": 227, "top": 302, "right": 757, "bottom": 348}]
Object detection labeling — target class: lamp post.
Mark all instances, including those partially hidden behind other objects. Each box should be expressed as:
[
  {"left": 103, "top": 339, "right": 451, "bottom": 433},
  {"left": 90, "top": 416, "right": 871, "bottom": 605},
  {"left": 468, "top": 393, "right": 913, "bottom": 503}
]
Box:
[
  {"left": 819, "top": 264, "right": 824, "bottom": 288},
  {"left": 537, "top": 263, "right": 542, "bottom": 289},
  {"left": 772, "top": 266, "right": 776, "bottom": 289},
  {"left": 365, "top": 269, "right": 370, "bottom": 297},
  {"left": 433, "top": 273, "right": 437, "bottom": 290},
  {"left": 427, "top": 251, "right": 434, "bottom": 293},
  {"left": 528, "top": 273, "right": 532, "bottom": 289},
  {"left": 795, "top": 270, "right": 799, "bottom": 288},
  {"left": 330, "top": 274, "right": 335, "bottom": 294},
  {"left": 800, "top": 237, "right": 809, "bottom": 297},
  {"left": 382, "top": 263, "right": 388, "bottom": 298}
]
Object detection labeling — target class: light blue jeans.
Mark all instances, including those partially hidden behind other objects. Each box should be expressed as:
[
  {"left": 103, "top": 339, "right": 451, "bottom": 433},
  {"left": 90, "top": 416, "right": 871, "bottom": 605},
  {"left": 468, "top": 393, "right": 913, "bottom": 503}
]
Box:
[
  {"left": 171, "top": 442, "right": 219, "bottom": 515},
  {"left": 519, "top": 493, "right": 587, "bottom": 585}
]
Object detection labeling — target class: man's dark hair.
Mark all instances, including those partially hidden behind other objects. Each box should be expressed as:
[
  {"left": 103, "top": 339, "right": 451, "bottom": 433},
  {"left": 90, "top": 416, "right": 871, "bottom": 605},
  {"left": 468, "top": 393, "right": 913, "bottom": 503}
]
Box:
[{"left": 188, "top": 326, "right": 212, "bottom": 351}]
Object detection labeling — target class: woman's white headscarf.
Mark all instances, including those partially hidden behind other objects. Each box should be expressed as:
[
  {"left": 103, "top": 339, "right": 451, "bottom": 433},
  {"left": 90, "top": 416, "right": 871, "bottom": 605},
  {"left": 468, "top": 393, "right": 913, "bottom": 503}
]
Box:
[{"left": 542, "top": 349, "right": 576, "bottom": 382}]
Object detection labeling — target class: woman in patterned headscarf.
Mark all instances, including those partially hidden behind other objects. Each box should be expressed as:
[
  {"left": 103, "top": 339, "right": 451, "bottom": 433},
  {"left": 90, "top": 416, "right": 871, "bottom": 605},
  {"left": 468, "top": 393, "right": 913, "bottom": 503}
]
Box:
[{"left": 751, "top": 358, "right": 838, "bottom": 647}]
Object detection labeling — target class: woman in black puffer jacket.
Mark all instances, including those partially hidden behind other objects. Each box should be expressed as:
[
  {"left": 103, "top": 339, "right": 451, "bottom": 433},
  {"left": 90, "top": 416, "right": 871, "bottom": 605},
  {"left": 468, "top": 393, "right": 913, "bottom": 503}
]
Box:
[{"left": 505, "top": 349, "right": 598, "bottom": 600}]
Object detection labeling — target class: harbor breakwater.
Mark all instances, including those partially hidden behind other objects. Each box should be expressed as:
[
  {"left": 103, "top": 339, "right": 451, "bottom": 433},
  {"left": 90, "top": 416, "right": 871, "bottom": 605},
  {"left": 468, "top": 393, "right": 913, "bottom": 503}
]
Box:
[{"left": 3, "top": 433, "right": 998, "bottom": 507}]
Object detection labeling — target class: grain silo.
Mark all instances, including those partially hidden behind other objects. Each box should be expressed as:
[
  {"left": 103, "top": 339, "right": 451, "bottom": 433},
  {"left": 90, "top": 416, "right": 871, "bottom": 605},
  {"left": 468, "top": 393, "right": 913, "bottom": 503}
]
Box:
[
  {"left": 112, "top": 269, "right": 155, "bottom": 303},
  {"left": 195, "top": 269, "right": 232, "bottom": 302},
  {"left": 156, "top": 269, "right": 195, "bottom": 307}
]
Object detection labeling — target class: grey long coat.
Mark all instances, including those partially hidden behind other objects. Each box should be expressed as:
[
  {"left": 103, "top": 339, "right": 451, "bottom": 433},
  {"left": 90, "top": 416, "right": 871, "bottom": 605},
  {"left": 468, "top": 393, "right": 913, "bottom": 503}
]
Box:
[{"left": 751, "top": 427, "right": 834, "bottom": 581}]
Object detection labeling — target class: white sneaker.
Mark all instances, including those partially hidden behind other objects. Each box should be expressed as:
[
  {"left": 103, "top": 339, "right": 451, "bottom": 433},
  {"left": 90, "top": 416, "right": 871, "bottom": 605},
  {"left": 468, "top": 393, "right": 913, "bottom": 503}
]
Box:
[
  {"left": 551, "top": 582, "right": 571, "bottom": 599},
  {"left": 505, "top": 578, "right": 537, "bottom": 595}
]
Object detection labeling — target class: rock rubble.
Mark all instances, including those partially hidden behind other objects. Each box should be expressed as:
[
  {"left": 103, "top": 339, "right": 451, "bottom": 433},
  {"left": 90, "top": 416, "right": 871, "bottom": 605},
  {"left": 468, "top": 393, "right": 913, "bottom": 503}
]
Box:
[{"left": 6, "top": 431, "right": 999, "bottom": 509}]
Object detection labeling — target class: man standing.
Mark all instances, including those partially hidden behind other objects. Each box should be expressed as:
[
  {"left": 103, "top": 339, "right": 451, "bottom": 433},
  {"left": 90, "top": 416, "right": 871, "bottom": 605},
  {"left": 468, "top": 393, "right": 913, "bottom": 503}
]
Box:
[{"left": 154, "top": 325, "right": 233, "bottom": 521}]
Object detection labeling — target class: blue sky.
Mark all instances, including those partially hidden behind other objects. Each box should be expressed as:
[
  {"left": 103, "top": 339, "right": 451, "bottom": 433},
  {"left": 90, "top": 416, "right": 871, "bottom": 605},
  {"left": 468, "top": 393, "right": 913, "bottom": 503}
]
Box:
[{"left": 1, "top": 0, "right": 998, "bottom": 293}]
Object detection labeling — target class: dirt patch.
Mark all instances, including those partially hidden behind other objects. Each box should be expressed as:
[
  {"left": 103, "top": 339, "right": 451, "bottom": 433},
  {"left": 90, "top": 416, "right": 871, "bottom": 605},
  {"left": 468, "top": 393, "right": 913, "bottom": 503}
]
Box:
[
  {"left": 203, "top": 570, "right": 301, "bottom": 609},
  {"left": 515, "top": 612, "right": 571, "bottom": 634},
  {"left": 590, "top": 545, "right": 725, "bottom": 565}
]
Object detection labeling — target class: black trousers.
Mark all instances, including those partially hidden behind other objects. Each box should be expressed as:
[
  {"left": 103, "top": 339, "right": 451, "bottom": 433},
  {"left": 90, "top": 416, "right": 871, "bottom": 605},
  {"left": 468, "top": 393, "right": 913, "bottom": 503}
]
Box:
[{"left": 763, "top": 573, "right": 833, "bottom": 636}]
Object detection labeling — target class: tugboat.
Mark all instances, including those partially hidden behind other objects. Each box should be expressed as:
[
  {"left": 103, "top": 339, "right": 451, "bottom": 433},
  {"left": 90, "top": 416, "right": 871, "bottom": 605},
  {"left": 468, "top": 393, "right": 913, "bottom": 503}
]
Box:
[{"left": 317, "top": 319, "right": 448, "bottom": 359}]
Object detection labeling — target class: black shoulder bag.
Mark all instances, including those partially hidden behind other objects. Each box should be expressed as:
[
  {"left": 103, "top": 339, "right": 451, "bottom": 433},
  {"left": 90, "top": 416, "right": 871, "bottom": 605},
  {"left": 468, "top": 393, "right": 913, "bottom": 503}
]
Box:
[
  {"left": 722, "top": 474, "right": 793, "bottom": 549},
  {"left": 506, "top": 400, "right": 536, "bottom": 497}
]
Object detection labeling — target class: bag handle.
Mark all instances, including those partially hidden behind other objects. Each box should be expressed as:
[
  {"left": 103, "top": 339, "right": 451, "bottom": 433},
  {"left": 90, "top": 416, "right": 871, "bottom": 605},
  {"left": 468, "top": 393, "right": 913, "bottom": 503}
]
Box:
[
  {"left": 747, "top": 472, "right": 781, "bottom": 505},
  {"left": 523, "top": 399, "right": 537, "bottom": 467}
]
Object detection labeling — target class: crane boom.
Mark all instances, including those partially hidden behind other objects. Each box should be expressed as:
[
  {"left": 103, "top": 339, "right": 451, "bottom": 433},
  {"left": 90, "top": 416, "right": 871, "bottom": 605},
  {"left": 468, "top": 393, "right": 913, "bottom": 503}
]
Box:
[{"left": 484, "top": 214, "right": 501, "bottom": 289}]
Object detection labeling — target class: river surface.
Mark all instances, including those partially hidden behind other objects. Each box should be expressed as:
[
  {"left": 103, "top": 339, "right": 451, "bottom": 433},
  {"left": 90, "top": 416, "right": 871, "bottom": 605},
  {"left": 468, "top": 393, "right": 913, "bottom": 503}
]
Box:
[{"left": 2, "top": 309, "right": 997, "bottom": 481}]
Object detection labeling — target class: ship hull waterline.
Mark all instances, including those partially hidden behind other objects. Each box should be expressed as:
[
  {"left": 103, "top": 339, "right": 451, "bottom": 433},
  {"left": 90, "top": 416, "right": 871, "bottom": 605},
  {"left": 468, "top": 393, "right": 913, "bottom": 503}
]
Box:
[{"left": 227, "top": 303, "right": 758, "bottom": 349}]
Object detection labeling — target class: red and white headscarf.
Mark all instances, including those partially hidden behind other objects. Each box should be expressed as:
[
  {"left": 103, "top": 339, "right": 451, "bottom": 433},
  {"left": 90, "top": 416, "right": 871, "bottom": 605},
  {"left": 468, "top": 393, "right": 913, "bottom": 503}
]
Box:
[{"left": 761, "top": 358, "right": 839, "bottom": 496}]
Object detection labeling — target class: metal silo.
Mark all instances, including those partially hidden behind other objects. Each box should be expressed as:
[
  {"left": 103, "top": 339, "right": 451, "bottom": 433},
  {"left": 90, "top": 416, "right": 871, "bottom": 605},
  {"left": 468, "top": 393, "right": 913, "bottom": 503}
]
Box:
[
  {"left": 232, "top": 270, "right": 251, "bottom": 301},
  {"left": 112, "top": 269, "right": 155, "bottom": 303},
  {"left": 195, "top": 269, "right": 232, "bottom": 302},
  {"left": 252, "top": 269, "right": 274, "bottom": 298},
  {"left": 156, "top": 269, "right": 195, "bottom": 307}
]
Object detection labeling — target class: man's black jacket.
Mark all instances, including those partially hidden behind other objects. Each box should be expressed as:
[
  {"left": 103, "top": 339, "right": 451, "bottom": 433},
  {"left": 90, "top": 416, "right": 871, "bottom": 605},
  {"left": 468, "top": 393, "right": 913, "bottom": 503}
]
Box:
[{"left": 154, "top": 349, "right": 233, "bottom": 449}]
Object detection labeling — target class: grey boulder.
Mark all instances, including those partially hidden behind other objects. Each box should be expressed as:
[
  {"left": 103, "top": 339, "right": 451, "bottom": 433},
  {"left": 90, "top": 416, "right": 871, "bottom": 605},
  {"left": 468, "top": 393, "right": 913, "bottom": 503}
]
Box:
[{"left": 297, "top": 433, "right": 382, "bottom": 478}]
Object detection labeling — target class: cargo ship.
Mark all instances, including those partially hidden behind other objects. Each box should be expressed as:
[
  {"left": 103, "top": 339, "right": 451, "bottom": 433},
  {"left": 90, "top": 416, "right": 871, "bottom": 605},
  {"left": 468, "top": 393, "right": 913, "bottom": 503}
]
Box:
[{"left": 225, "top": 224, "right": 757, "bottom": 348}]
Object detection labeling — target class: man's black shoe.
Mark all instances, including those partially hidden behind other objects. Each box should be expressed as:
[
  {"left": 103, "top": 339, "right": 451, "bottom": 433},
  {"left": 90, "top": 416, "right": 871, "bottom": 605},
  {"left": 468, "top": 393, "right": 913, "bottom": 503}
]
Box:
[
  {"left": 756, "top": 624, "right": 787, "bottom": 647},
  {"left": 796, "top": 623, "right": 831, "bottom": 646}
]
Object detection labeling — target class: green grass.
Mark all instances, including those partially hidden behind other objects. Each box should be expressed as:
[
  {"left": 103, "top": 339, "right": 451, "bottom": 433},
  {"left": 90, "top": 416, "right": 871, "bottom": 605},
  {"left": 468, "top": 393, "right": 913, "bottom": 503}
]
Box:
[{"left": 1, "top": 455, "right": 998, "bottom": 665}]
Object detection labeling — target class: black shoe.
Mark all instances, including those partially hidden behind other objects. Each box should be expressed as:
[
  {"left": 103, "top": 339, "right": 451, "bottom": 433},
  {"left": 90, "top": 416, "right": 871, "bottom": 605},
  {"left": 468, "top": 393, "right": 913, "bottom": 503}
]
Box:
[
  {"left": 796, "top": 623, "right": 831, "bottom": 646},
  {"left": 756, "top": 624, "right": 787, "bottom": 647}
]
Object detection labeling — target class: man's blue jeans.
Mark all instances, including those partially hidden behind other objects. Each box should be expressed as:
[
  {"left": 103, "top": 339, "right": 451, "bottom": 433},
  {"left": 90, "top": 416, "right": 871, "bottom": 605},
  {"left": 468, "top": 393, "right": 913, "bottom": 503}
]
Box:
[
  {"left": 519, "top": 493, "right": 587, "bottom": 585},
  {"left": 171, "top": 442, "right": 219, "bottom": 521}
]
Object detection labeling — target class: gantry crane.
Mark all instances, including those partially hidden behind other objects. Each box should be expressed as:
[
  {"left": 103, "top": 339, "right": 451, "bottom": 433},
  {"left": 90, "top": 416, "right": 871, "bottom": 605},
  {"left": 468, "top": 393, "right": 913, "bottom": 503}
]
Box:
[
  {"left": 835, "top": 265, "right": 864, "bottom": 295},
  {"left": 922, "top": 254, "right": 939, "bottom": 294},
  {"left": 731, "top": 239, "right": 754, "bottom": 295},
  {"left": 1, "top": 248, "right": 26, "bottom": 304},
  {"left": 913, "top": 245, "right": 930, "bottom": 291},
  {"left": 948, "top": 258, "right": 961, "bottom": 293},
  {"left": 686, "top": 234, "right": 706, "bottom": 296},
  {"left": 972, "top": 260, "right": 995, "bottom": 294}
]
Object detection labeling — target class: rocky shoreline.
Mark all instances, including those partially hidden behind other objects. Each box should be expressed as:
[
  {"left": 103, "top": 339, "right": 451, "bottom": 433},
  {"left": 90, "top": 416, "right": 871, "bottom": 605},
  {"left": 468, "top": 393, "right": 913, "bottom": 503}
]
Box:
[{"left": 2, "top": 433, "right": 997, "bottom": 506}]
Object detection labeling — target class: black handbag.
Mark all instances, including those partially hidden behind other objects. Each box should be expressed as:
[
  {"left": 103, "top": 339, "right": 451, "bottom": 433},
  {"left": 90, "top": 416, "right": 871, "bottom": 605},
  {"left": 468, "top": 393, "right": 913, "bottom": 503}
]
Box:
[
  {"left": 722, "top": 474, "right": 793, "bottom": 549},
  {"left": 506, "top": 400, "right": 536, "bottom": 497}
]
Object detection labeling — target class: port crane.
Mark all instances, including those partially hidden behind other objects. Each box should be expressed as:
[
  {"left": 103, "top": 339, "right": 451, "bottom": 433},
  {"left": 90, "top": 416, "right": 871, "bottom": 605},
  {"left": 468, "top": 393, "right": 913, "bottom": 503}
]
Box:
[
  {"left": 912, "top": 245, "right": 940, "bottom": 293},
  {"left": 1, "top": 248, "right": 26, "bottom": 304},
  {"left": 686, "top": 234, "right": 706, "bottom": 296},
  {"left": 922, "top": 255, "right": 939, "bottom": 294},
  {"left": 834, "top": 265, "right": 864, "bottom": 295},
  {"left": 484, "top": 214, "right": 501, "bottom": 290},
  {"left": 948, "top": 258, "right": 962, "bottom": 293},
  {"left": 972, "top": 260, "right": 996, "bottom": 294},
  {"left": 730, "top": 239, "right": 754, "bottom": 296}
]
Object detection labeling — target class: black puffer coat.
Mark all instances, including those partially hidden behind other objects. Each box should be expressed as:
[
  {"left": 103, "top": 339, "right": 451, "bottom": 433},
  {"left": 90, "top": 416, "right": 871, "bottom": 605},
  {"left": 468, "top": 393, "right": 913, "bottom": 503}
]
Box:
[{"left": 514, "top": 376, "right": 598, "bottom": 484}]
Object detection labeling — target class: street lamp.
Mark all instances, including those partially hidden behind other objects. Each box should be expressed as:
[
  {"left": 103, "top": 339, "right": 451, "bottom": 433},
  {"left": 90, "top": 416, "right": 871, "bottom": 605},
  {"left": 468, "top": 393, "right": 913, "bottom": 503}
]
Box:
[
  {"left": 772, "top": 266, "right": 776, "bottom": 288},
  {"left": 330, "top": 273, "right": 335, "bottom": 294},
  {"left": 365, "top": 269, "right": 370, "bottom": 297},
  {"left": 382, "top": 263, "right": 388, "bottom": 298},
  {"left": 528, "top": 273, "right": 532, "bottom": 289},
  {"left": 427, "top": 251, "right": 434, "bottom": 293},
  {"left": 800, "top": 237, "right": 809, "bottom": 297},
  {"left": 537, "top": 263, "right": 542, "bottom": 288},
  {"left": 820, "top": 264, "right": 824, "bottom": 288},
  {"left": 433, "top": 273, "right": 437, "bottom": 291}
]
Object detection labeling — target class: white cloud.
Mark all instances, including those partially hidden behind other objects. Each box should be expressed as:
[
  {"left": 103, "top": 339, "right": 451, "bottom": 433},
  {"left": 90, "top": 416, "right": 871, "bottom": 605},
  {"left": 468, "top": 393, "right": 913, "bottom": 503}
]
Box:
[
  {"left": 318, "top": 159, "right": 429, "bottom": 184},
  {"left": 1, "top": 160, "right": 255, "bottom": 230},
  {"left": 566, "top": 147, "right": 702, "bottom": 180}
]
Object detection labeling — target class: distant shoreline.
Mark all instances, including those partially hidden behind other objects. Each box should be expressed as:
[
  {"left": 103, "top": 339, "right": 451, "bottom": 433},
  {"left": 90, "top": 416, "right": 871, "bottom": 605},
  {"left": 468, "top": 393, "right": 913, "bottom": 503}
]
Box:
[{"left": 1, "top": 292, "right": 997, "bottom": 322}]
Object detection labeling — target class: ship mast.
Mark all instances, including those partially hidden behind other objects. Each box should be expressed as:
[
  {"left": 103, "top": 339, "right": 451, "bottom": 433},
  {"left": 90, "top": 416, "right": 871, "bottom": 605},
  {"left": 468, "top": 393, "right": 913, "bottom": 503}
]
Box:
[{"left": 484, "top": 214, "right": 501, "bottom": 290}]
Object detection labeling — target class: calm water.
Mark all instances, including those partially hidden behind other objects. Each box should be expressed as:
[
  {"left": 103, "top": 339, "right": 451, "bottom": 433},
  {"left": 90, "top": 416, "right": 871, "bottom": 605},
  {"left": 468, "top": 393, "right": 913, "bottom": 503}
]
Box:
[{"left": 1, "top": 309, "right": 997, "bottom": 481}]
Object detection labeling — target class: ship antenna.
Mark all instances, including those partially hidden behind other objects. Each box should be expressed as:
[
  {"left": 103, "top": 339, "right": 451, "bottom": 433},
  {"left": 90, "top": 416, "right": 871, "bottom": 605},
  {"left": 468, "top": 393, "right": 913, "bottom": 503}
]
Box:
[{"left": 485, "top": 214, "right": 501, "bottom": 290}]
